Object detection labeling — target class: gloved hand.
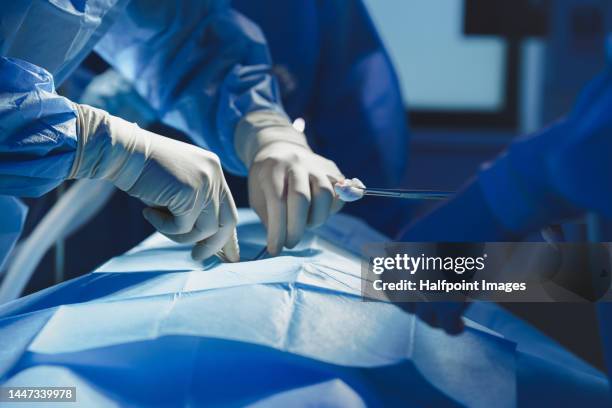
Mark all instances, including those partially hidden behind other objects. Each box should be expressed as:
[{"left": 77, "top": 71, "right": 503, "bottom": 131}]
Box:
[
  {"left": 69, "top": 104, "right": 239, "bottom": 262},
  {"left": 235, "top": 111, "right": 344, "bottom": 255}
]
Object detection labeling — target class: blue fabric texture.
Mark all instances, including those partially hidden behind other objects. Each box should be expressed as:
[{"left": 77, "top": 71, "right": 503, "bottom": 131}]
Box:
[
  {"left": 1, "top": 1, "right": 281, "bottom": 175},
  {"left": 0, "top": 57, "right": 78, "bottom": 197},
  {"left": 0, "top": 0, "right": 130, "bottom": 86},
  {"left": 478, "top": 66, "right": 612, "bottom": 233},
  {"left": 546, "top": 67, "right": 612, "bottom": 219},
  {"left": 94, "top": 0, "right": 285, "bottom": 175},
  {"left": 0, "top": 210, "right": 607, "bottom": 407},
  {"left": 398, "top": 181, "right": 517, "bottom": 242}
]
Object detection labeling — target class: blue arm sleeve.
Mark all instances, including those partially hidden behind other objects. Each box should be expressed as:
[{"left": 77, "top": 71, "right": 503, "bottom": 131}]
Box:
[
  {"left": 0, "top": 57, "right": 77, "bottom": 197},
  {"left": 94, "top": 0, "right": 285, "bottom": 175},
  {"left": 398, "top": 180, "right": 519, "bottom": 242},
  {"left": 400, "top": 119, "right": 586, "bottom": 243}
]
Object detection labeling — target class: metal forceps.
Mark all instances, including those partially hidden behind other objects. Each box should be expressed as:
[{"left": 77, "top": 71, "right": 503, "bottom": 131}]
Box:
[{"left": 361, "top": 188, "right": 452, "bottom": 200}]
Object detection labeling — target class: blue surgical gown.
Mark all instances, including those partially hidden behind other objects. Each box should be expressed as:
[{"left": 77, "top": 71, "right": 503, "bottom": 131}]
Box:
[
  {"left": 400, "top": 65, "right": 612, "bottom": 241},
  {"left": 0, "top": 0, "right": 284, "bottom": 266},
  {"left": 233, "top": 0, "right": 411, "bottom": 235}
]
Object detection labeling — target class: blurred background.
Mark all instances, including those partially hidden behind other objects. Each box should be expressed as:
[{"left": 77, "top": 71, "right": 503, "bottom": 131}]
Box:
[
  {"left": 9, "top": 0, "right": 612, "bottom": 370},
  {"left": 367, "top": 0, "right": 612, "bottom": 371},
  {"left": 365, "top": 0, "right": 609, "bottom": 191}
]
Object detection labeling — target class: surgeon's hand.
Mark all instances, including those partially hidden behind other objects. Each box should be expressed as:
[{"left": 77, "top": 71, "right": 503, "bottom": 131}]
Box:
[
  {"left": 235, "top": 111, "right": 344, "bottom": 255},
  {"left": 70, "top": 104, "right": 239, "bottom": 262},
  {"left": 249, "top": 141, "right": 345, "bottom": 254}
]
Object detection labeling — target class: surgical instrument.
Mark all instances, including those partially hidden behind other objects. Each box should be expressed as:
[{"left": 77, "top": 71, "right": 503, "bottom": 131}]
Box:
[{"left": 360, "top": 188, "right": 452, "bottom": 200}]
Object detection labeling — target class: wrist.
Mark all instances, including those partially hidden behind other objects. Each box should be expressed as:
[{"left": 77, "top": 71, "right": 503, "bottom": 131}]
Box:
[
  {"left": 69, "top": 104, "right": 149, "bottom": 191},
  {"left": 234, "top": 110, "right": 310, "bottom": 168}
]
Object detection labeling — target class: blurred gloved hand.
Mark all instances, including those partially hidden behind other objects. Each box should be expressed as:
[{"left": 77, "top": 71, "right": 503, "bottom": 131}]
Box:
[
  {"left": 69, "top": 104, "right": 239, "bottom": 262},
  {"left": 235, "top": 111, "right": 344, "bottom": 255}
]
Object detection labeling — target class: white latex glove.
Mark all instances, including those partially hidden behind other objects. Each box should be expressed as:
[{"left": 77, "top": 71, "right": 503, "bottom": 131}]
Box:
[
  {"left": 69, "top": 104, "right": 239, "bottom": 262},
  {"left": 235, "top": 111, "right": 344, "bottom": 255}
]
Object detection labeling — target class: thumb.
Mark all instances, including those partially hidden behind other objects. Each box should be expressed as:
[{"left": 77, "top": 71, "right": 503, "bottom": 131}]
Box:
[{"left": 330, "top": 196, "right": 345, "bottom": 214}]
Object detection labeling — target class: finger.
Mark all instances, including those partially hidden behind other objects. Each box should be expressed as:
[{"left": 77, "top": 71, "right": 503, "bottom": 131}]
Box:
[
  {"left": 164, "top": 204, "right": 220, "bottom": 244},
  {"left": 307, "top": 174, "right": 334, "bottom": 228},
  {"left": 248, "top": 167, "right": 268, "bottom": 228},
  {"left": 264, "top": 168, "right": 287, "bottom": 256},
  {"left": 191, "top": 189, "right": 239, "bottom": 262},
  {"left": 324, "top": 161, "right": 345, "bottom": 184},
  {"left": 325, "top": 165, "right": 345, "bottom": 214},
  {"left": 221, "top": 227, "right": 240, "bottom": 262},
  {"left": 286, "top": 166, "right": 310, "bottom": 248},
  {"left": 330, "top": 193, "right": 345, "bottom": 215},
  {"left": 219, "top": 186, "right": 240, "bottom": 262},
  {"left": 143, "top": 207, "right": 197, "bottom": 235},
  {"left": 191, "top": 220, "right": 236, "bottom": 262},
  {"left": 324, "top": 162, "right": 345, "bottom": 213}
]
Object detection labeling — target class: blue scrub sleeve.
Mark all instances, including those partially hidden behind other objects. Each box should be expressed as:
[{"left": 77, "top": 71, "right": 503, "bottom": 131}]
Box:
[
  {"left": 400, "top": 119, "right": 585, "bottom": 243},
  {"left": 94, "top": 0, "right": 285, "bottom": 176},
  {"left": 397, "top": 180, "right": 519, "bottom": 242},
  {"left": 546, "top": 68, "right": 612, "bottom": 218},
  {"left": 0, "top": 57, "right": 77, "bottom": 197}
]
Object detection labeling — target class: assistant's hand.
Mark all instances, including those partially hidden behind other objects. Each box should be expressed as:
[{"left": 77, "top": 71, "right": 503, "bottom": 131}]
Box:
[
  {"left": 235, "top": 111, "right": 344, "bottom": 255},
  {"left": 70, "top": 104, "right": 239, "bottom": 262},
  {"left": 130, "top": 135, "right": 239, "bottom": 262}
]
